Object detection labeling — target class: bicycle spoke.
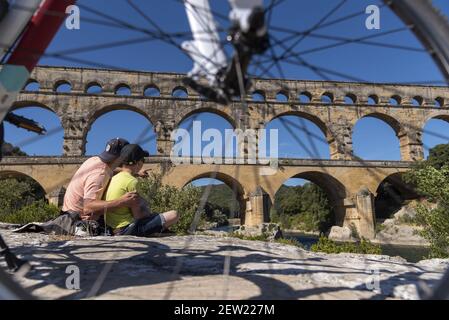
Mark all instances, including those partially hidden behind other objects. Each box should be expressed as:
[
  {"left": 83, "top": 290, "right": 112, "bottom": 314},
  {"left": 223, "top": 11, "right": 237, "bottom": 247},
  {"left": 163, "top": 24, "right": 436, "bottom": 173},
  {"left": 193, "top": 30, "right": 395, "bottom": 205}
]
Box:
[{"left": 257, "top": 0, "right": 348, "bottom": 78}]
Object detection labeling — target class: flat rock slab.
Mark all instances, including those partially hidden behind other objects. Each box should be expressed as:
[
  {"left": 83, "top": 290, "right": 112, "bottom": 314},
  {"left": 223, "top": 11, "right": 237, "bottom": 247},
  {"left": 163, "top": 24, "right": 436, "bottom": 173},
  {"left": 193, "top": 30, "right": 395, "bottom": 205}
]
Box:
[{"left": 1, "top": 230, "right": 448, "bottom": 300}]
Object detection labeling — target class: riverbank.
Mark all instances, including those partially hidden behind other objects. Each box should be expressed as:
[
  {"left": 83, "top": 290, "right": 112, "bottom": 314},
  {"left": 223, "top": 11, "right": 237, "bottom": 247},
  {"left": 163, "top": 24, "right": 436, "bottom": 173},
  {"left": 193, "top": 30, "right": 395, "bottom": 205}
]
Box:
[
  {"left": 282, "top": 230, "right": 430, "bottom": 263},
  {"left": 1, "top": 228, "right": 448, "bottom": 300}
]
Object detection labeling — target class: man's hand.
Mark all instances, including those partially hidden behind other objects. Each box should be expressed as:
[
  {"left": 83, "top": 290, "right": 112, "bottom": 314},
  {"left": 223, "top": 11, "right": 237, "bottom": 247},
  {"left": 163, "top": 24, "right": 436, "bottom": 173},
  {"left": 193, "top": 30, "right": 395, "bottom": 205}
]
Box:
[
  {"left": 136, "top": 168, "right": 150, "bottom": 178},
  {"left": 119, "top": 192, "right": 140, "bottom": 207}
]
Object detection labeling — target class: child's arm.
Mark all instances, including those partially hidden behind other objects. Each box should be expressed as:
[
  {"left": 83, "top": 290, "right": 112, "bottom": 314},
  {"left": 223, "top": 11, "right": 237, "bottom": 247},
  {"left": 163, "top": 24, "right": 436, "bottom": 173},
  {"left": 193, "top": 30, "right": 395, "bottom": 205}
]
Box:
[{"left": 130, "top": 196, "right": 151, "bottom": 220}]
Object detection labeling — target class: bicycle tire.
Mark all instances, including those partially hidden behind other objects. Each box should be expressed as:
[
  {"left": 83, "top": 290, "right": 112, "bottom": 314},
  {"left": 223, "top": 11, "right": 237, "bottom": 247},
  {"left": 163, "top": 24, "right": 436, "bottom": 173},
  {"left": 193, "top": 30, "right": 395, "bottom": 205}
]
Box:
[
  {"left": 0, "top": 0, "right": 449, "bottom": 301},
  {"left": 0, "top": 262, "right": 34, "bottom": 300},
  {"left": 384, "top": 0, "right": 449, "bottom": 83}
]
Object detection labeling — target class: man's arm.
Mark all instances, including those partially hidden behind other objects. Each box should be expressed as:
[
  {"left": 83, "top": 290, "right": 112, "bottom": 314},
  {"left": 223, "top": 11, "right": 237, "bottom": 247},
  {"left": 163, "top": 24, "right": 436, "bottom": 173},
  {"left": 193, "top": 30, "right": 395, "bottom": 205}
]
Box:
[{"left": 84, "top": 192, "right": 140, "bottom": 220}]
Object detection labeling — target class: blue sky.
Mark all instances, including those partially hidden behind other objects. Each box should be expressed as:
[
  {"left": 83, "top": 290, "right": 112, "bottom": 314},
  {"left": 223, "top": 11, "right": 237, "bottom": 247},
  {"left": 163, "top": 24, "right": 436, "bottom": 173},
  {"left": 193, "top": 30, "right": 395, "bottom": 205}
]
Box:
[{"left": 4, "top": 0, "right": 449, "bottom": 188}]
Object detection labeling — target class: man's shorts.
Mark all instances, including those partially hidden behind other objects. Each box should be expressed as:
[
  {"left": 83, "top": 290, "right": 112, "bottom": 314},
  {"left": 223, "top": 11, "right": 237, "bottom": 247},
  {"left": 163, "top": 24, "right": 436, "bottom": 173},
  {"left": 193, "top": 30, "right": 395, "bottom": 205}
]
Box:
[{"left": 118, "top": 213, "right": 166, "bottom": 237}]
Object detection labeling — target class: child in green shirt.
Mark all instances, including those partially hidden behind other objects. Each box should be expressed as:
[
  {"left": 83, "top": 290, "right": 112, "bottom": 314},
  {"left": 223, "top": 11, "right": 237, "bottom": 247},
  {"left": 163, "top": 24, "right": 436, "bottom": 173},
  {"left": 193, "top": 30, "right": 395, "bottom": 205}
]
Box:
[{"left": 104, "top": 144, "right": 179, "bottom": 236}]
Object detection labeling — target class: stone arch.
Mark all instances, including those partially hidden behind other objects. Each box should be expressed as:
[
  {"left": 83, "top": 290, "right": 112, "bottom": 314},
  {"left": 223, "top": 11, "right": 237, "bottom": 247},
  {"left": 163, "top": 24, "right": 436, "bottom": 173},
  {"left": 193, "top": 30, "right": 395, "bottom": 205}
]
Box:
[
  {"left": 53, "top": 79, "right": 72, "bottom": 93},
  {"left": 11, "top": 100, "right": 60, "bottom": 117},
  {"left": 252, "top": 90, "right": 266, "bottom": 101},
  {"left": 358, "top": 112, "right": 403, "bottom": 136},
  {"left": 267, "top": 111, "right": 333, "bottom": 157},
  {"left": 0, "top": 170, "right": 47, "bottom": 196},
  {"left": 344, "top": 93, "right": 357, "bottom": 104},
  {"left": 268, "top": 111, "right": 329, "bottom": 138},
  {"left": 83, "top": 104, "right": 156, "bottom": 152},
  {"left": 175, "top": 107, "right": 237, "bottom": 129},
  {"left": 353, "top": 113, "right": 403, "bottom": 160},
  {"left": 172, "top": 86, "right": 188, "bottom": 98},
  {"left": 298, "top": 91, "right": 312, "bottom": 103},
  {"left": 374, "top": 172, "right": 418, "bottom": 220},
  {"left": 389, "top": 95, "right": 402, "bottom": 106},
  {"left": 321, "top": 92, "right": 334, "bottom": 104},
  {"left": 276, "top": 90, "right": 289, "bottom": 102},
  {"left": 435, "top": 97, "right": 445, "bottom": 107},
  {"left": 273, "top": 171, "right": 347, "bottom": 227},
  {"left": 85, "top": 81, "right": 103, "bottom": 94},
  {"left": 114, "top": 83, "right": 132, "bottom": 96},
  {"left": 144, "top": 84, "right": 161, "bottom": 97},
  {"left": 411, "top": 96, "right": 424, "bottom": 106},
  {"left": 423, "top": 112, "right": 449, "bottom": 125},
  {"left": 422, "top": 112, "right": 449, "bottom": 157},
  {"left": 7, "top": 102, "right": 65, "bottom": 156},
  {"left": 182, "top": 171, "right": 247, "bottom": 223},
  {"left": 367, "top": 94, "right": 379, "bottom": 105},
  {"left": 23, "top": 79, "right": 40, "bottom": 92}
]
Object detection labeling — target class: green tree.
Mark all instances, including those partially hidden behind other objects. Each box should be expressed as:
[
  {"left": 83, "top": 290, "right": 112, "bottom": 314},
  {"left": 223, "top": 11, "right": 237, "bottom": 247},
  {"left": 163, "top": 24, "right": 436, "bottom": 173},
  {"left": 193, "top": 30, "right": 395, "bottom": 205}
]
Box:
[
  {"left": 1, "top": 142, "right": 27, "bottom": 156},
  {"left": 137, "top": 173, "right": 206, "bottom": 235},
  {"left": 405, "top": 143, "right": 449, "bottom": 258},
  {"left": 199, "top": 183, "right": 239, "bottom": 219},
  {"left": 0, "top": 177, "right": 45, "bottom": 218},
  {"left": 272, "top": 183, "right": 332, "bottom": 232},
  {"left": 1, "top": 200, "right": 59, "bottom": 224},
  {"left": 426, "top": 143, "right": 449, "bottom": 170}
]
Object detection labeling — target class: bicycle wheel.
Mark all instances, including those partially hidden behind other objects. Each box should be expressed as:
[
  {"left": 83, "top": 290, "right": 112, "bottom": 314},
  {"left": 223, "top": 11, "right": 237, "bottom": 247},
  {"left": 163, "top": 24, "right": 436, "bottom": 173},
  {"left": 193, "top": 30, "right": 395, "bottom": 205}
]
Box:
[{"left": 0, "top": 0, "right": 449, "bottom": 301}]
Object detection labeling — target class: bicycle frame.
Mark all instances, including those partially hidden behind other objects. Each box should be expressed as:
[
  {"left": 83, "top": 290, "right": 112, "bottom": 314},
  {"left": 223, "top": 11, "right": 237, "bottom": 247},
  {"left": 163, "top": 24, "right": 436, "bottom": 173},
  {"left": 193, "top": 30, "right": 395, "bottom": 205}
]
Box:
[
  {"left": 0, "top": 0, "right": 76, "bottom": 126},
  {"left": 183, "top": 0, "right": 263, "bottom": 82},
  {"left": 182, "top": 0, "right": 268, "bottom": 103}
]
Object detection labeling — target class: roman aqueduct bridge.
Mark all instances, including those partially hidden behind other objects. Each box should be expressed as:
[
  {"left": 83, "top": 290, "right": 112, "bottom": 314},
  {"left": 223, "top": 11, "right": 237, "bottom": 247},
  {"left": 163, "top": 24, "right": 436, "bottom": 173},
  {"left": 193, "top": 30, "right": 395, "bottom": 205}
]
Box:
[{"left": 1, "top": 66, "right": 449, "bottom": 238}]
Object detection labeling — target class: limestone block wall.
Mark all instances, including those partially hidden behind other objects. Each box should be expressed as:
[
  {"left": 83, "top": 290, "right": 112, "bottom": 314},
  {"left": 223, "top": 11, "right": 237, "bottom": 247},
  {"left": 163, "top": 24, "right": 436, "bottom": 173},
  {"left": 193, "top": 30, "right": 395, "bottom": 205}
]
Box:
[{"left": 14, "top": 66, "right": 449, "bottom": 161}]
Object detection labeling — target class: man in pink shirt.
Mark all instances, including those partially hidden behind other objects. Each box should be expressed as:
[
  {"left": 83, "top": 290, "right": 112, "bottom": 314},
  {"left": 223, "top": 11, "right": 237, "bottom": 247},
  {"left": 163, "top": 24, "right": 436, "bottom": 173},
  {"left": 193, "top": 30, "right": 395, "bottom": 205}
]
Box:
[{"left": 62, "top": 138, "right": 139, "bottom": 221}]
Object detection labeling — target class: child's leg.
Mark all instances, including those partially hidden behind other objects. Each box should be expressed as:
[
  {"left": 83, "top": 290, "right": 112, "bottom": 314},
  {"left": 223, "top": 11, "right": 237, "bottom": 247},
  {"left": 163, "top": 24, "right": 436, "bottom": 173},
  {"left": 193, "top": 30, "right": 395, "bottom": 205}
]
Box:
[
  {"left": 132, "top": 210, "right": 179, "bottom": 237},
  {"left": 131, "top": 197, "right": 151, "bottom": 220},
  {"left": 160, "top": 210, "right": 179, "bottom": 229}
]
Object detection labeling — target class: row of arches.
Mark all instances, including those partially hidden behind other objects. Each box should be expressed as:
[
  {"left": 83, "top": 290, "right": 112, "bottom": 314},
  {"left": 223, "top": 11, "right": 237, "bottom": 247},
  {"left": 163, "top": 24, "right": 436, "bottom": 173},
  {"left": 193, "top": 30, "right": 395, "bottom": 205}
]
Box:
[
  {"left": 24, "top": 80, "right": 189, "bottom": 99},
  {"left": 24, "top": 79, "right": 447, "bottom": 108},
  {"left": 252, "top": 90, "right": 446, "bottom": 107},
  {"left": 5, "top": 106, "right": 449, "bottom": 160},
  {"left": 0, "top": 168, "right": 415, "bottom": 234}
]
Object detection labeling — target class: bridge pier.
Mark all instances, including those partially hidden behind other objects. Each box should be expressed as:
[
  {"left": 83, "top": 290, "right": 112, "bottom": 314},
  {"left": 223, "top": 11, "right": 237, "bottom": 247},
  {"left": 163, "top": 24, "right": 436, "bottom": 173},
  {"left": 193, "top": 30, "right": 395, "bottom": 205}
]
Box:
[
  {"left": 340, "top": 189, "right": 376, "bottom": 239},
  {"left": 399, "top": 130, "right": 424, "bottom": 161},
  {"left": 155, "top": 121, "right": 174, "bottom": 156},
  {"left": 244, "top": 186, "right": 271, "bottom": 226},
  {"left": 62, "top": 116, "right": 87, "bottom": 156},
  {"left": 47, "top": 186, "right": 66, "bottom": 208},
  {"left": 328, "top": 123, "right": 354, "bottom": 160}
]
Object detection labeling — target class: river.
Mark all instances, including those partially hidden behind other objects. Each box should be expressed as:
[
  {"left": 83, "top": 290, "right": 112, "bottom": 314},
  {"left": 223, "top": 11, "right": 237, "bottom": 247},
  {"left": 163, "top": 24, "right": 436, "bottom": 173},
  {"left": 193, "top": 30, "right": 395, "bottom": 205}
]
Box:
[{"left": 284, "top": 232, "right": 430, "bottom": 263}]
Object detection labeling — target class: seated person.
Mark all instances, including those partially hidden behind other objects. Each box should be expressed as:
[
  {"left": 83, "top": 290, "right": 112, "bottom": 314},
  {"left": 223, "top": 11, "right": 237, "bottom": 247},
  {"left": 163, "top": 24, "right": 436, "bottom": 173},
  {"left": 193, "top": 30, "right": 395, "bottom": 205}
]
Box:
[
  {"left": 63, "top": 137, "right": 139, "bottom": 222},
  {"left": 104, "top": 144, "right": 179, "bottom": 236}
]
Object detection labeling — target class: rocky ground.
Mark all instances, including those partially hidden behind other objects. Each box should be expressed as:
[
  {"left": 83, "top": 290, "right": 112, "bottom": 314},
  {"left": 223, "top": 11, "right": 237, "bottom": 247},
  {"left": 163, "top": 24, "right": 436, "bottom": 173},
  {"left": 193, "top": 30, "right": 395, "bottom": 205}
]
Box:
[
  {"left": 375, "top": 204, "right": 428, "bottom": 246},
  {"left": 0, "top": 225, "right": 448, "bottom": 300},
  {"left": 328, "top": 202, "right": 429, "bottom": 246}
]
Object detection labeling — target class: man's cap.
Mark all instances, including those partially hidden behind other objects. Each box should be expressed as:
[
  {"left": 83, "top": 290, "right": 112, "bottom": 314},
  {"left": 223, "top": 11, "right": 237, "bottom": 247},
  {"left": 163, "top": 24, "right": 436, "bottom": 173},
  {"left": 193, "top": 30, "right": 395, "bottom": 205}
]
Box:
[
  {"left": 98, "top": 138, "right": 130, "bottom": 162},
  {"left": 119, "top": 144, "right": 149, "bottom": 165}
]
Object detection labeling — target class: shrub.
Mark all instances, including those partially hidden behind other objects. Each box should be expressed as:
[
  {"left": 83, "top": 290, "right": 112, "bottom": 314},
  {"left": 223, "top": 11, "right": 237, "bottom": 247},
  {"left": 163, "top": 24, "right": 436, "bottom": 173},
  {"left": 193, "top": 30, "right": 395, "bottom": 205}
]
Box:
[
  {"left": 275, "top": 237, "right": 304, "bottom": 248},
  {"left": 310, "top": 237, "right": 382, "bottom": 255},
  {"left": 272, "top": 183, "right": 333, "bottom": 232},
  {"left": 406, "top": 165, "right": 449, "bottom": 258},
  {"left": 230, "top": 232, "right": 269, "bottom": 241},
  {"left": 397, "top": 213, "right": 418, "bottom": 225},
  {"left": 0, "top": 178, "right": 45, "bottom": 217},
  {"left": 375, "top": 223, "right": 386, "bottom": 233},
  {"left": 0, "top": 200, "right": 59, "bottom": 224},
  {"left": 208, "top": 209, "right": 229, "bottom": 226},
  {"left": 349, "top": 223, "right": 360, "bottom": 240},
  {"left": 136, "top": 173, "right": 206, "bottom": 235}
]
